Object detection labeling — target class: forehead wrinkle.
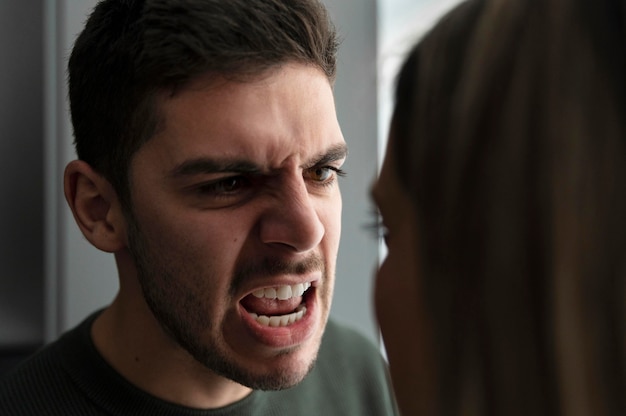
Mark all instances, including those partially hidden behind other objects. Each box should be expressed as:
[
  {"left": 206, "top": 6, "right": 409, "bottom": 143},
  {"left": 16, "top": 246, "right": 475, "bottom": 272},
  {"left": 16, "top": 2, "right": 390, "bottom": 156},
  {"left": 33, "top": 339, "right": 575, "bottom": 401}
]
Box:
[{"left": 165, "top": 141, "right": 346, "bottom": 181}]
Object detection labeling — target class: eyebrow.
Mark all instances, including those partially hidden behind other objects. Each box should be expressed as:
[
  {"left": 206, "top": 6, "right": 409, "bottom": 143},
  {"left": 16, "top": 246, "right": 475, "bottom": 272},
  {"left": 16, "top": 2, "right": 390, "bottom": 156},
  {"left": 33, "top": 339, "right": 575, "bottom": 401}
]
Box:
[
  {"left": 169, "top": 159, "right": 261, "bottom": 178},
  {"left": 169, "top": 142, "right": 348, "bottom": 178},
  {"left": 303, "top": 143, "right": 349, "bottom": 168}
]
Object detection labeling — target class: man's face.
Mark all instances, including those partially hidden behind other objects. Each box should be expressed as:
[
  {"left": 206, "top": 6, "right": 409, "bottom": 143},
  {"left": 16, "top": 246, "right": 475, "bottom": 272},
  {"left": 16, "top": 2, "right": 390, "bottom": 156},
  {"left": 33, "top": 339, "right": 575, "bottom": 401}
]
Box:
[{"left": 125, "top": 63, "right": 346, "bottom": 390}]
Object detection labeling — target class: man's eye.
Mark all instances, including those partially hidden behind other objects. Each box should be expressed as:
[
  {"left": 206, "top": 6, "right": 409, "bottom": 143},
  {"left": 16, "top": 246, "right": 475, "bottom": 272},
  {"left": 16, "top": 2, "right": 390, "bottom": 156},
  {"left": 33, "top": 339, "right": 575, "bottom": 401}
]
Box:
[
  {"left": 198, "top": 176, "right": 247, "bottom": 195},
  {"left": 305, "top": 166, "right": 345, "bottom": 183},
  {"left": 311, "top": 167, "right": 332, "bottom": 181}
]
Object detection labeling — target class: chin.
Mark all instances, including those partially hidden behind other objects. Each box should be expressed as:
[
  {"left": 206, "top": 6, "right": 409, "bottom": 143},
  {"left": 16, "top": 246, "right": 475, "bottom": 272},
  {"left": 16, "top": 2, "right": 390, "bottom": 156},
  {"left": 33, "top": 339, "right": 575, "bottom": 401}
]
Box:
[{"left": 233, "top": 347, "right": 320, "bottom": 390}]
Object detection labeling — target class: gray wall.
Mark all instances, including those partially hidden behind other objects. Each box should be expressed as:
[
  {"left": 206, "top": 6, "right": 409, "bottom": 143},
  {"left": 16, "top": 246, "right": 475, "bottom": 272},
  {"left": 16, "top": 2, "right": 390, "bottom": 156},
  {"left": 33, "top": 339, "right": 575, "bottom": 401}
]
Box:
[
  {"left": 0, "top": 0, "right": 44, "bottom": 347},
  {"left": 0, "top": 0, "right": 380, "bottom": 350},
  {"left": 325, "top": 0, "right": 380, "bottom": 340}
]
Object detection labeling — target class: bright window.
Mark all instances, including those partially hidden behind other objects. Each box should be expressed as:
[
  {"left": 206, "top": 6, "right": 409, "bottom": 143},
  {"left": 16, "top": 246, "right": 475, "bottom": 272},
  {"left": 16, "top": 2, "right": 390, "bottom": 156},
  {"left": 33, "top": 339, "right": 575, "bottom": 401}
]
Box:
[{"left": 377, "top": 0, "right": 465, "bottom": 159}]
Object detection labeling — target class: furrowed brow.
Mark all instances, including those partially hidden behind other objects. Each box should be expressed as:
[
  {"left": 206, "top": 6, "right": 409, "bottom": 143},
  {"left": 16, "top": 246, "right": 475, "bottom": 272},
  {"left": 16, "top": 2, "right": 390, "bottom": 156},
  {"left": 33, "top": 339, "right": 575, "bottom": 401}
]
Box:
[
  {"left": 305, "top": 143, "right": 348, "bottom": 168},
  {"left": 169, "top": 158, "right": 261, "bottom": 178}
]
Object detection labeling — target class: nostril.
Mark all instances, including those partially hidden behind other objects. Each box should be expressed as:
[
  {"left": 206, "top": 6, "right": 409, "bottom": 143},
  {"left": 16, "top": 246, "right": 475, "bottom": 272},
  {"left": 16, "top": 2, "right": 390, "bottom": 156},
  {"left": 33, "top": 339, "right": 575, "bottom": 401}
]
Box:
[{"left": 259, "top": 209, "right": 325, "bottom": 252}]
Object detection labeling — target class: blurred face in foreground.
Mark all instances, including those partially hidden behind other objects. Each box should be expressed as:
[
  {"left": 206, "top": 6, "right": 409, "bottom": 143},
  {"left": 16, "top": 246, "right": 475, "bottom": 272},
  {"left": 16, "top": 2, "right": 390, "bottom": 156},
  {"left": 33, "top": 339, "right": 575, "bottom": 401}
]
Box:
[
  {"left": 126, "top": 63, "right": 346, "bottom": 390},
  {"left": 371, "top": 129, "right": 436, "bottom": 416}
]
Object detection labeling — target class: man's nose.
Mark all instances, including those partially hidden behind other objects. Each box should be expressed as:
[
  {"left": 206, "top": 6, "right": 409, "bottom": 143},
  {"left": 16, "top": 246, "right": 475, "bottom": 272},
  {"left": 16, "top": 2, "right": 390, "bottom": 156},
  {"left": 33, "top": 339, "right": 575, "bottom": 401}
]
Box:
[{"left": 258, "top": 178, "right": 325, "bottom": 253}]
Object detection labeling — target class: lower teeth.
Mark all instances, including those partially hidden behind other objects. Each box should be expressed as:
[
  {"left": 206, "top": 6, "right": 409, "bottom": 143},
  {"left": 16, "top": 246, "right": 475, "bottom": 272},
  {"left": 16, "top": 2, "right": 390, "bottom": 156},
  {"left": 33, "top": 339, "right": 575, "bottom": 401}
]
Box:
[{"left": 249, "top": 305, "right": 307, "bottom": 327}]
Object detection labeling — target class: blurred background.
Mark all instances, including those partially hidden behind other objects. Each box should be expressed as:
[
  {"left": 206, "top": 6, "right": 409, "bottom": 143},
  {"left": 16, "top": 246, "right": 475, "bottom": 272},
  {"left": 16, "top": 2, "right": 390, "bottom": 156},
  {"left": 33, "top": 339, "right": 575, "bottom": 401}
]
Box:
[{"left": 0, "top": 0, "right": 461, "bottom": 376}]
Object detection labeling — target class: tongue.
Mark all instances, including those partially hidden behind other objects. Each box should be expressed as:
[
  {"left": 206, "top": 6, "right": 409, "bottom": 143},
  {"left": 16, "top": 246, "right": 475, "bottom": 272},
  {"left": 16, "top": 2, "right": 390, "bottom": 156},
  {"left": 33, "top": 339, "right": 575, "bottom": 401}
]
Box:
[{"left": 241, "top": 294, "right": 303, "bottom": 316}]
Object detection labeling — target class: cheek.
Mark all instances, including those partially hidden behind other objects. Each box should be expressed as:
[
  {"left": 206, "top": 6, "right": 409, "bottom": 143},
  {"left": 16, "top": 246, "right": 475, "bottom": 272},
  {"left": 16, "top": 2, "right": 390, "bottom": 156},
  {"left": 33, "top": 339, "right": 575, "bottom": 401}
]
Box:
[
  {"left": 374, "top": 220, "right": 419, "bottom": 322},
  {"left": 374, "top": 238, "right": 437, "bottom": 415},
  {"left": 374, "top": 253, "right": 416, "bottom": 331},
  {"left": 374, "top": 235, "right": 423, "bottom": 362},
  {"left": 135, "top": 204, "right": 249, "bottom": 267}
]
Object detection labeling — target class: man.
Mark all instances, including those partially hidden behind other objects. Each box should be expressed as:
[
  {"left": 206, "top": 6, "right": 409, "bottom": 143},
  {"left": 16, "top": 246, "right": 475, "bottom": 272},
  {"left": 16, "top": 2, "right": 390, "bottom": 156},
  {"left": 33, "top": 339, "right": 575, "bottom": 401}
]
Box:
[{"left": 0, "top": 0, "right": 397, "bottom": 414}]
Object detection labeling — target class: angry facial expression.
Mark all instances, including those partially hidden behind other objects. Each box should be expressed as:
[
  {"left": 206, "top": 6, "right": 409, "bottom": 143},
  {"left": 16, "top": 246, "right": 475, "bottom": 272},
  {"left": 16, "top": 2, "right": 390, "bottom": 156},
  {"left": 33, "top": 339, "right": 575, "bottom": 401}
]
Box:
[{"left": 125, "top": 63, "right": 346, "bottom": 389}]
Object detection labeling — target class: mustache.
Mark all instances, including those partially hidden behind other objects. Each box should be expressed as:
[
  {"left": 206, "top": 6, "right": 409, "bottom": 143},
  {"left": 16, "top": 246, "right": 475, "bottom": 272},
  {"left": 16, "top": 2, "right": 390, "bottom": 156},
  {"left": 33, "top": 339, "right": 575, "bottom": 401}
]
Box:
[{"left": 231, "top": 254, "right": 325, "bottom": 295}]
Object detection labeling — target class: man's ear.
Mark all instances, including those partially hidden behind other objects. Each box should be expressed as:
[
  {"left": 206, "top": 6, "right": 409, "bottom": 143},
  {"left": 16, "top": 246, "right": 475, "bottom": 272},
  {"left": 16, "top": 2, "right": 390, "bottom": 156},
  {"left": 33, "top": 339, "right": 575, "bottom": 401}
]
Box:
[{"left": 64, "top": 160, "right": 128, "bottom": 253}]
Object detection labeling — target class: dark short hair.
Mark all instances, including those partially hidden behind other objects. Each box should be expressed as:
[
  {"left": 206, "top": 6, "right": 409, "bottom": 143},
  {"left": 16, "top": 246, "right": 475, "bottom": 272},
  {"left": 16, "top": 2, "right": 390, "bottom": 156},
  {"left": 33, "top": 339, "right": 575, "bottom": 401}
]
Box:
[{"left": 68, "top": 0, "right": 339, "bottom": 206}]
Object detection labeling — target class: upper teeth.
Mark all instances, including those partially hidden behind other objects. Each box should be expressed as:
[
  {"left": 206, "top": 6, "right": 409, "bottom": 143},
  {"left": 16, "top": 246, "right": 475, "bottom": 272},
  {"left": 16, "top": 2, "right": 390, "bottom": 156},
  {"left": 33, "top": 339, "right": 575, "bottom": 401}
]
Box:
[{"left": 252, "top": 282, "right": 312, "bottom": 300}]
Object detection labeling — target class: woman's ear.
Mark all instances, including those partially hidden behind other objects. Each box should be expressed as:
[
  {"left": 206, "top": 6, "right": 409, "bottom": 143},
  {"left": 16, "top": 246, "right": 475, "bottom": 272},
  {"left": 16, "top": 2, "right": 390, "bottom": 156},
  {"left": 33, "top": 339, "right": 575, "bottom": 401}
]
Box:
[{"left": 64, "top": 160, "right": 128, "bottom": 253}]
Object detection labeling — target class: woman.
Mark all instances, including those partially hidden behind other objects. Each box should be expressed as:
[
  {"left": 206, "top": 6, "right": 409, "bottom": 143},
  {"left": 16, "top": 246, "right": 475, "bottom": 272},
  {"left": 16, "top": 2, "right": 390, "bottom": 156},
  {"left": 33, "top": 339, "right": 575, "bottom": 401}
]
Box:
[{"left": 372, "top": 0, "right": 626, "bottom": 414}]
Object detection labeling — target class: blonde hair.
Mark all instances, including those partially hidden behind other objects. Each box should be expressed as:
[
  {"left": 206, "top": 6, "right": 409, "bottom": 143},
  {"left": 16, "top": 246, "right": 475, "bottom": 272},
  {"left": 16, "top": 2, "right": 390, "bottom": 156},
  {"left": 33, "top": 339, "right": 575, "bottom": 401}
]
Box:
[{"left": 392, "top": 0, "right": 626, "bottom": 414}]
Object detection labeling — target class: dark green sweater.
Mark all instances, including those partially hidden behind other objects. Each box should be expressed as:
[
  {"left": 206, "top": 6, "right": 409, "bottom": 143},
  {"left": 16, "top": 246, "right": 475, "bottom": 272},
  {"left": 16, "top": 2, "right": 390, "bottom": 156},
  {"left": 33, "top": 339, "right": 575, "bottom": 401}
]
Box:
[{"left": 0, "top": 312, "right": 398, "bottom": 415}]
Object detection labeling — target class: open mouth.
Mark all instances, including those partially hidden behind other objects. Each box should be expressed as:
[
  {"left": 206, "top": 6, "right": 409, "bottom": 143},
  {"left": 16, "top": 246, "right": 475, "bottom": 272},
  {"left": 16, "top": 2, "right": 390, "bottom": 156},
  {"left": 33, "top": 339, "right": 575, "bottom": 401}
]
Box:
[{"left": 240, "top": 282, "right": 314, "bottom": 328}]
